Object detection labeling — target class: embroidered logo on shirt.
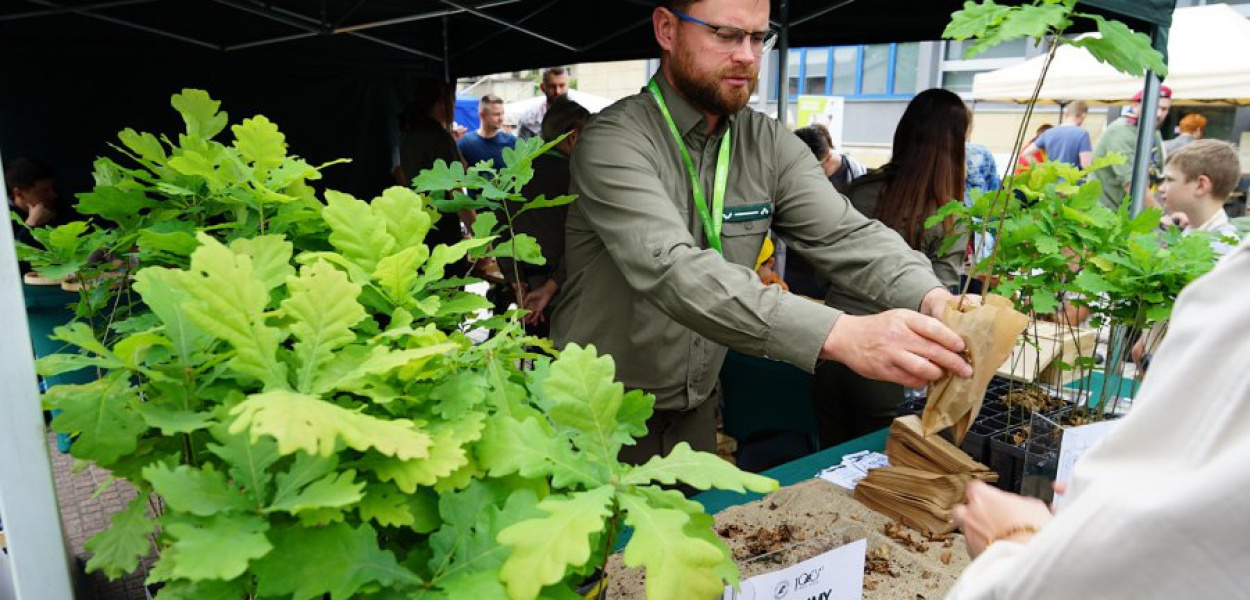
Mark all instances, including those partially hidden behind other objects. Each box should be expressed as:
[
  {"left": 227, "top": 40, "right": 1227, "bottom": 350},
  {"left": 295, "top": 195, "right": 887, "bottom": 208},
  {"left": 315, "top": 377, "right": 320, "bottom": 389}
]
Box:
[{"left": 722, "top": 203, "right": 773, "bottom": 223}]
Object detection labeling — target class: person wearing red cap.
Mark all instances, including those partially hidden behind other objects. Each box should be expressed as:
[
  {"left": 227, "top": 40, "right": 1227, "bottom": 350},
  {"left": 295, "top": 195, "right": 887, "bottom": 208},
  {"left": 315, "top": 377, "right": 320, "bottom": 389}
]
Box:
[{"left": 1089, "top": 85, "right": 1172, "bottom": 211}]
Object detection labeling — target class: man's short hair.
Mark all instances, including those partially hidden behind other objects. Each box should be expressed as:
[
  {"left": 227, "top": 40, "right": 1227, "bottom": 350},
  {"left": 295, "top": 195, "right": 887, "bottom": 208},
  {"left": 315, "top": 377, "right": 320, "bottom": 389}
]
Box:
[
  {"left": 1178, "top": 113, "right": 1208, "bottom": 135},
  {"left": 1167, "top": 139, "right": 1241, "bottom": 199},
  {"left": 542, "top": 67, "right": 568, "bottom": 83},
  {"left": 658, "top": 0, "right": 701, "bottom": 12},
  {"left": 5, "top": 157, "right": 55, "bottom": 193},
  {"left": 1066, "top": 100, "right": 1089, "bottom": 118},
  {"left": 541, "top": 97, "right": 591, "bottom": 142},
  {"left": 479, "top": 94, "right": 504, "bottom": 110}
]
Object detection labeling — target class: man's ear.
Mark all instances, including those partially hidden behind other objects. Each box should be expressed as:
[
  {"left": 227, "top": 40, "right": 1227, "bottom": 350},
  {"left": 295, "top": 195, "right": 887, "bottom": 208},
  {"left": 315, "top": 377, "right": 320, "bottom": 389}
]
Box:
[{"left": 653, "top": 7, "right": 677, "bottom": 53}]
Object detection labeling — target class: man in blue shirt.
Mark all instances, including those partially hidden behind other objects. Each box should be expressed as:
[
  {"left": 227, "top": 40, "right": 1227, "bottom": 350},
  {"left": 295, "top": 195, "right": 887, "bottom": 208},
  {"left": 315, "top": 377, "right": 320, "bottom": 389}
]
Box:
[
  {"left": 457, "top": 94, "right": 516, "bottom": 170},
  {"left": 1022, "top": 100, "right": 1092, "bottom": 168}
]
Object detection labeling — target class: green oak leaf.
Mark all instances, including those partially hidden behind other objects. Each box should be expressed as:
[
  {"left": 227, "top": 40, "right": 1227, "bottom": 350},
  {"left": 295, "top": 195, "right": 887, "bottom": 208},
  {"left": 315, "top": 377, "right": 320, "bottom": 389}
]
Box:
[
  {"left": 513, "top": 194, "right": 576, "bottom": 217},
  {"left": 428, "top": 482, "right": 541, "bottom": 587},
  {"left": 476, "top": 415, "right": 559, "bottom": 480},
  {"left": 621, "top": 442, "right": 777, "bottom": 493},
  {"left": 143, "top": 462, "right": 252, "bottom": 516},
  {"left": 229, "top": 389, "right": 432, "bottom": 460},
  {"left": 133, "top": 267, "right": 213, "bottom": 364},
  {"left": 618, "top": 491, "right": 728, "bottom": 600},
  {"left": 207, "top": 427, "right": 280, "bottom": 506},
  {"left": 46, "top": 376, "right": 145, "bottom": 466},
  {"left": 268, "top": 469, "right": 364, "bottom": 515},
  {"left": 75, "top": 186, "right": 159, "bottom": 229},
  {"left": 429, "top": 370, "right": 488, "bottom": 420},
  {"left": 281, "top": 260, "right": 367, "bottom": 393},
  {"left": 163, "top": 513, "right": 272, "bottom": 582},
  {"left": 540, "top": 344, "right": 653, "bottom": 467},
  {"left": 171, "top": 89, "right": 229, "bottom": 139},
  {"left": 413, "top": 238, "right": 492, "bottom": 290},
  {"left": 135, "top": 403, "right": 213, "bottom": 435},
  {"left": 943, "top": 0, "right": 1009, "bottom": 42},
  {"left": 180, "top": 234, "right": 288, "bottom": 389},
  {"left": 373, "top": 246, "right": 430, "bottom": 303},
  {"left": 117, "top": 128, "right": 167, "bottom": 163},
  {"left": 228, "top": 235, "right": 295, "bottom": 294},
  {"left": 1069, "top": 14, "right": 1168, "bottom": 77},
  {"left": 324, "top": 189, "right": 397, "bottom": 272},
  {"left": 357, "top": 484, "right": 439, "bottom": 530},
  {"left": 139, "top": 578, "right": 246, "bottom": 600},
  {"left": 373, "top": 186, "right": 434, "bottom": 250},
  {"left": 497, "top": 486, "right": 615, "bottom": 600},
  {"left": 364, "top": 413, "right": 484, "bottom": 493},
  {"left": 252, "top": 522, "right": 420, "bottom": 600},
  {"left": 84, "top": 493, "right": 154, "bottom": 579},
  {"left": 487, "top": 233, "right": 545, "bottom": 266},
  {"left": 232, "top": 115, "right": 287, "bottom": 171}
]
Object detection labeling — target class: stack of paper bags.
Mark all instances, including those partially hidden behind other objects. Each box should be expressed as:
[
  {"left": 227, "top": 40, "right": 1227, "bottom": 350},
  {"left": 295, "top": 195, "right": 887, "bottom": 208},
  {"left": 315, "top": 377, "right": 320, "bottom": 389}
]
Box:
[
  {"left": 854, "top": 416, "right": 996, "bottom": 534},
  {"left": 923, "top": 295, "right": 1030, "bottom": 444}
]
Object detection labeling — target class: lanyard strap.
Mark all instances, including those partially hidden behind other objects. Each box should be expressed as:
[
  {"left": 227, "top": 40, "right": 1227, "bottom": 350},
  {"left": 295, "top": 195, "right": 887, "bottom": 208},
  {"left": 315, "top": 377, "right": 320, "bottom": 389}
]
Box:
[{"left": 647, "top": 78, "right": 732, "bottom": 254}]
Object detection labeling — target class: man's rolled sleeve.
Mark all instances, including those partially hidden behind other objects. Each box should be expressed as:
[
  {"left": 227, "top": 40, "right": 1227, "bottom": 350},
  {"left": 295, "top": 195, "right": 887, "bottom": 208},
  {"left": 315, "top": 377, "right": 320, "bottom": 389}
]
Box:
[{"left": 763, "top": 293, "right": 842, "bottom": 372}]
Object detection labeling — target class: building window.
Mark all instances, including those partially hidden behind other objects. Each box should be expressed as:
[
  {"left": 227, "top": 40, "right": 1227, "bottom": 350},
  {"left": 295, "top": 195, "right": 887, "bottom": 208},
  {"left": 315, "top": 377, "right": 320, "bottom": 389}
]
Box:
[
  {"left": 787, "top": 49, "right": 801, "bottom": 97},
  {"left": 805, "top": 48, "right": 830, "bottom": 95},
  {"left": 831, "top": 46, "right": 857, "bottom": 95},
  {"left": 861, "top": 44, "right": 891, "bottom": 95},
  {"left": 941, "top": 70, "right": 981, "bottom": 93},
  {"left": 945, "top": 37, "right": 1029, "bottom": 61},
  {"left": 785, "top": 42, "right": 919, "bottom": 99},
  {"left": 893, "top": 42, "right": 920, "bottom": 95}
]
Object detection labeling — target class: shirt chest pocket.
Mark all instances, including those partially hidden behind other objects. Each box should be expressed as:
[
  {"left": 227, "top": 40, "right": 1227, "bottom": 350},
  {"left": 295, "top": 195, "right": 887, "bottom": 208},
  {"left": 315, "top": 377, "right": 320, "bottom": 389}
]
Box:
[{"left": 719, "top": 202, "right": 773, "bottom": 268}]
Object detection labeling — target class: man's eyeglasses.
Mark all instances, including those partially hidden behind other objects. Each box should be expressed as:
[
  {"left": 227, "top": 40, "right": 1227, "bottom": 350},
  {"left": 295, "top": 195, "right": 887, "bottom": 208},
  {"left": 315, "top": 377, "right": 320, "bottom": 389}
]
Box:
[{"left": 668, "top": 9, "right": 778, "bottom": 57}]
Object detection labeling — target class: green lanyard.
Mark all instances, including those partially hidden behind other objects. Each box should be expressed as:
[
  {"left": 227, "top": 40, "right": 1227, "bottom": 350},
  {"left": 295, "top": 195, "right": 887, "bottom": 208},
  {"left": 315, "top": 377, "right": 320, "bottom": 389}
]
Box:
[{"left": 647, "top": 79, "right": 732, "bottom": 254}]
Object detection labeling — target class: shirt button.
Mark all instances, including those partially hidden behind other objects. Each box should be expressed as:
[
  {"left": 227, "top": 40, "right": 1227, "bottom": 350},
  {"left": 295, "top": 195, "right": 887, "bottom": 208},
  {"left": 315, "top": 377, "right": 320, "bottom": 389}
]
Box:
[
  {"left": 745, "top": 222, "right": 754, "bottom": 230},
  {"left": 652, "top": 249, "right": 661, "bottom": 257}
]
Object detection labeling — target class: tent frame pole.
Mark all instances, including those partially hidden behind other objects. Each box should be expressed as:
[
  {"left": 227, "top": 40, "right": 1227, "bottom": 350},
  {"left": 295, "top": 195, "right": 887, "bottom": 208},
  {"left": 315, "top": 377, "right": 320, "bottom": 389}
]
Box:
[
  {"left": 0, "top": 151, "right": 76, "bottom": 600},
  {"left": 1128, "top": 27, "right": 1168, "bottom": 218},
  {"left": 776, "top": 0, "right": 790, "bottom": 125}
]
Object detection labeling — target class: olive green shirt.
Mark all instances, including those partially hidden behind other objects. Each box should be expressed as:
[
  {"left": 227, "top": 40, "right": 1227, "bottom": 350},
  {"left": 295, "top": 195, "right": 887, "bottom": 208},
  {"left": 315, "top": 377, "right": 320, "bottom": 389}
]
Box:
[
  {"left": 824, "top": 170, "right": 967, "bottom": 315},
  {"left": 552, "top": 75, "right": 941, "bottom": 412},
  {"left": 1090, "top": 117, "right": 1166, "bottom": 211}
]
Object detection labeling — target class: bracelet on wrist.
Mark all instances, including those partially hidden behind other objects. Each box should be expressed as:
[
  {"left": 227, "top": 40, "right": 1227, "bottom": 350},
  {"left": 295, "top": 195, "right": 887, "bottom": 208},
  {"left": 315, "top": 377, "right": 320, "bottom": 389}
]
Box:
[{"left": 986, "top": 523, "right": 1040, "bottom": 548}]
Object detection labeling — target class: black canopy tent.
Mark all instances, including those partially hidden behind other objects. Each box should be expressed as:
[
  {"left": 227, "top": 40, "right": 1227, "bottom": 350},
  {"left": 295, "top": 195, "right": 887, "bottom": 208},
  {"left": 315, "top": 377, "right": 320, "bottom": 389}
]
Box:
[
  {"left": 1, "top": 0, "right": 1173, "bottom": 200},
  {"left": 0, "top": 1, "right": 1178, "bottom": 597}
]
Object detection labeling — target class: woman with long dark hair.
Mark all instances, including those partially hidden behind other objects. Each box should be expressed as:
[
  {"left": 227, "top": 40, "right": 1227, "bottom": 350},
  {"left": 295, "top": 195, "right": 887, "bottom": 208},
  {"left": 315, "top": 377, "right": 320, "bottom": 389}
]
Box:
[{"left": 812, "top": 88, "right": 971, "bottom": 447}]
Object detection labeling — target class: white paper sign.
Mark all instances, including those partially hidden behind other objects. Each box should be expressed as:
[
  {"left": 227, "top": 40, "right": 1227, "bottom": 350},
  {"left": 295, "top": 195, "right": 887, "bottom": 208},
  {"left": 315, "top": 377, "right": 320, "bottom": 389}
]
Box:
[
  {"left": 816, "top": 451, "right": 890, "bottom": 490},
  {"left": 1053, "top": 420, "right": 1119, "bottom": 507},
  {"left": 723, "top": 538, "right": 867, "bottom": 600}
]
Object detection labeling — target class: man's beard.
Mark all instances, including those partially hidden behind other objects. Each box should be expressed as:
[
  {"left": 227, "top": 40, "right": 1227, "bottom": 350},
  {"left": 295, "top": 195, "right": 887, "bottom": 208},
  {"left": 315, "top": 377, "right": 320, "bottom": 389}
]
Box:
[{"left": 671, "top": 52, "right": 757, "bottom": 116}]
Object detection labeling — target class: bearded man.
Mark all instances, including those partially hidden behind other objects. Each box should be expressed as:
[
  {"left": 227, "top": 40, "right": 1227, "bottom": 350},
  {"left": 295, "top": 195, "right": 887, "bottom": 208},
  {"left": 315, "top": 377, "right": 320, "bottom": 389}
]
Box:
[{"left": 552, "top": 0, "right": 973, "bottom": 464}]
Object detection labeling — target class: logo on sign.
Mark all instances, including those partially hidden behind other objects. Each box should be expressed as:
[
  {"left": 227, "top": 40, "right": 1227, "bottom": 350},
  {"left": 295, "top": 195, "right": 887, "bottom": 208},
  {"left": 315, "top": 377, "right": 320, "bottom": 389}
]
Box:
[
  {"left": 773, "top": 580, "right": 790, "bottom": 599},
  {"left": 794, "top": 567, "right": 824, "bottom": 590}
]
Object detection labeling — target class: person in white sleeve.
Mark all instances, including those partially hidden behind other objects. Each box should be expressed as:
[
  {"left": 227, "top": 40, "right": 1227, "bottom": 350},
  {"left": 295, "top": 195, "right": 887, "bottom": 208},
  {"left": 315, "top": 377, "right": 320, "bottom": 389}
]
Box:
[{"left": 946, "top": 236, "right": 1250, "bottom": 599}]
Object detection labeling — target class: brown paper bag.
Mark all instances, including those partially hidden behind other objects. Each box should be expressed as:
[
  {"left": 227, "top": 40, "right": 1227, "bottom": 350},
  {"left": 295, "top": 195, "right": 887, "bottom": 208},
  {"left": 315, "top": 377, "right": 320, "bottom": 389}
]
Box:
[{"left": 922, "top": 295, "right": 1029, "bottom": 443}]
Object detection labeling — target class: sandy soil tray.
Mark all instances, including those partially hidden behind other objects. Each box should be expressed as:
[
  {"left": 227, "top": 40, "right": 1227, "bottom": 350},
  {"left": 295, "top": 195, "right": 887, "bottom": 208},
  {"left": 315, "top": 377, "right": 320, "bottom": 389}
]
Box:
[{"left": 606, "top": 479, "right": 971, "bottom": 599}]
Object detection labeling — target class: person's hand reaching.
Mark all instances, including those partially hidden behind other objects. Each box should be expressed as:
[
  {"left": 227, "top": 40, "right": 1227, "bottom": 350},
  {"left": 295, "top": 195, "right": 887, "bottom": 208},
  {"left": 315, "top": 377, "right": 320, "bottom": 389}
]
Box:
[{"left": 953, "top": 480, "right": 1055, "bottom": 558}]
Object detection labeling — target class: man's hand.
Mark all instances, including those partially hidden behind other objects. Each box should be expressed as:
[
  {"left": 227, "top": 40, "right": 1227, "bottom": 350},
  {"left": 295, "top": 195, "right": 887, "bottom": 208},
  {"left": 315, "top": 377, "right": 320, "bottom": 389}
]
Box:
[
  {"left": 919, "top": 287, "right": 975, "bottom": 320},
  {"left": 821, "top": 307, "right": 972, "bottom": 389},
  {"left": 522, "top": 279, "right": 558, "bottom": 325},
  {"left": 24, "top": 202, "right": 56, "bottom": 227}
]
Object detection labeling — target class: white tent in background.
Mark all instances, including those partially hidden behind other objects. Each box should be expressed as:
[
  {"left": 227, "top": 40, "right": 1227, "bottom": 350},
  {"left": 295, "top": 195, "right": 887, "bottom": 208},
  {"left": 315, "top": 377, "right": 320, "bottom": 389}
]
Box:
[
  {"left": 971, "top": 4, "right": 1250, "bottom": 105},
  {"left": 504, "top": 89, "right": 616, "bottom": 122}
]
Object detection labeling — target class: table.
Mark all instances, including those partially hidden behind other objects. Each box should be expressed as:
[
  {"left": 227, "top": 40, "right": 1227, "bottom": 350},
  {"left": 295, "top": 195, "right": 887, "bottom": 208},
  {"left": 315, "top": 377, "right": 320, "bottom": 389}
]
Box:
[{"left": 694, "top": 428, "right": 889, "bottom": 515}]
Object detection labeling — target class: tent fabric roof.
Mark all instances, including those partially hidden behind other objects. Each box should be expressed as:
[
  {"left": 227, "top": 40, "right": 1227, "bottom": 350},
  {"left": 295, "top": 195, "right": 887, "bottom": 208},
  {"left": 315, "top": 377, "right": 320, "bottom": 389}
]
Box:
[
  {"left": 0, "top": 0, "right": 1176, "bottom": 202},
  {"left": 971, "top": 4, "right": 1250, "bottom": 106},
  {"left": 2, "top": 0, "right": 1175, "bottom": 77}
]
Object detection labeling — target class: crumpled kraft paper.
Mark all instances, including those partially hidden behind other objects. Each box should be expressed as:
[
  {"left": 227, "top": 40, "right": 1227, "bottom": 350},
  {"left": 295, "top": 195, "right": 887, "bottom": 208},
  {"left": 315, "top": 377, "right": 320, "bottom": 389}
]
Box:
[{"left": 922, "top": 294, "right": 1029, "bottom": 443}]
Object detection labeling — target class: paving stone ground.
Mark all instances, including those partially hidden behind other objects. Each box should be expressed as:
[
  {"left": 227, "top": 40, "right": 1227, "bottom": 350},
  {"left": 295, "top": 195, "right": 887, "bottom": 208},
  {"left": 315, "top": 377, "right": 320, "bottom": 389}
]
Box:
[{"left": 49, "top": 433, "right": 149, "bottom": 600}]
